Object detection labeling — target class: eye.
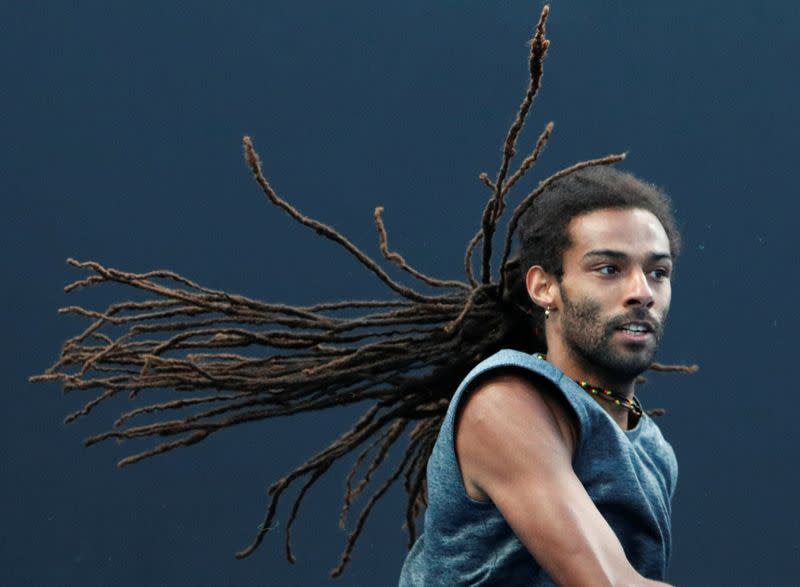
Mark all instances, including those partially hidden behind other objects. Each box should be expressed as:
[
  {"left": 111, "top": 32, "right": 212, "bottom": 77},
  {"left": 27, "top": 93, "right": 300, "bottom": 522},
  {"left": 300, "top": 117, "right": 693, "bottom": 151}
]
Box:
[
  {"left": 597, "top": 265, "right": 618, "bottom": 275},
  {"left": 649, "top": 268, "right": 671, "bottom": 281}
]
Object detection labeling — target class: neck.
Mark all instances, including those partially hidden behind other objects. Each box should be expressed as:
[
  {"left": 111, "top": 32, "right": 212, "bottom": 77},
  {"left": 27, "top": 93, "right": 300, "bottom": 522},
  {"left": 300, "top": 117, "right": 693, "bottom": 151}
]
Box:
[
  {"left": 543, "top": 339, "right": 639, "bottom": 429},
  {"left": 545, "top": 341, "right": 635, "bottom": 395}
]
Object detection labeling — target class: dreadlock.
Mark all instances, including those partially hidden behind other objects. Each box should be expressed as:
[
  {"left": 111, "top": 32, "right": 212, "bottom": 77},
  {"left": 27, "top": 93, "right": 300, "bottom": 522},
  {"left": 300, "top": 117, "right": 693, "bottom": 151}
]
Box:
[{"left": 31, "top": 5, "right": 696, "bottom": 578}]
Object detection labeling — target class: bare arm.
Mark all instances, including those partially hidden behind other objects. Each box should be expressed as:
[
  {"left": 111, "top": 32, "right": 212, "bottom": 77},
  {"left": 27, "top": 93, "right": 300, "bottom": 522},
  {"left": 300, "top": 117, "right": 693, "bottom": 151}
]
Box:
[{"left": 455, "top": 372, "right": 673, "bottom": 587}]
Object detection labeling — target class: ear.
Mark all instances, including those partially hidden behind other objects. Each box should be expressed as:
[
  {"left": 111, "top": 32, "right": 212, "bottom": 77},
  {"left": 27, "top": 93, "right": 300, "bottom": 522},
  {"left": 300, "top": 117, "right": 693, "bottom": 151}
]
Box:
[{"left": 525, "top": 265, "right": 560, "bottom": 310}]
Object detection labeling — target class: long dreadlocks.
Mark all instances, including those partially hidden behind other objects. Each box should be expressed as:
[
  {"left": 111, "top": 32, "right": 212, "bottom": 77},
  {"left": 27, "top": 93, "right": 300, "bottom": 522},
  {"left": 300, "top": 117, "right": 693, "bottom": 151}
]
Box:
[{"left": 31, "top": 5, "right": 696, "bottom": 578}]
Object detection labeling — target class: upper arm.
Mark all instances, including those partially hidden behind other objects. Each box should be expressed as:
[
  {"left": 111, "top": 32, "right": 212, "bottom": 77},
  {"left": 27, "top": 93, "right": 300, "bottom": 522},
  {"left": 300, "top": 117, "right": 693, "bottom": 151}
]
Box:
[{"left": 455, "top": 372, "right": 645, "bottom": 587}]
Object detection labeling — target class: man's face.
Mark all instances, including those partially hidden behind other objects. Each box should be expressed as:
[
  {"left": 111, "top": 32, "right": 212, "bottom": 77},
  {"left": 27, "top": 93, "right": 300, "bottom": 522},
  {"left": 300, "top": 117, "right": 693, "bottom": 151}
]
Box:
[{"left": 555, "top": 207, "right": 673, "bottom": 380}]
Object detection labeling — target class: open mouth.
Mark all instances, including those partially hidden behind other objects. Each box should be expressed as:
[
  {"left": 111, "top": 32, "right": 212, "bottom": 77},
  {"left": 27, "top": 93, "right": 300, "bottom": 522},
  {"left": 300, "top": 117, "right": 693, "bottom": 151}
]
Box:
[{"left": 615, "top": 322, "right": 654, "bottom": 336}]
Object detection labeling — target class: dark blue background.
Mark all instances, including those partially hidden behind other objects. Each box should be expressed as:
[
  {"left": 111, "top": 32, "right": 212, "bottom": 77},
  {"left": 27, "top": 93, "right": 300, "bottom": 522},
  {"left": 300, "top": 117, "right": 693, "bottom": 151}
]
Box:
[{"left": 4, "top": 1, "right": 799, "bottom": 585}]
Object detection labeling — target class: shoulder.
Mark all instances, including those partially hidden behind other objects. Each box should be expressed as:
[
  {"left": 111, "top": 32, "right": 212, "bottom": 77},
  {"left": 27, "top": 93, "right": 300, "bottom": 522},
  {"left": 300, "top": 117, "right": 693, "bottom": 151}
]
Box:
[
  {"left": 455, "top": 368, "right": 579, "bottom": 501},
  {"left": 452, "top": 350, "right": 595, "bottom": 434},
  {"left": 458, "top": 368, "right": 579, "bottom": 452}
]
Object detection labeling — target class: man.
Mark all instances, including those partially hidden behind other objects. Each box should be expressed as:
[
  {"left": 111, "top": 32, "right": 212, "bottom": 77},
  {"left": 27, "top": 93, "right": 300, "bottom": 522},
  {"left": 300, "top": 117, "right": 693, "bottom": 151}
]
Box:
[
  {"left": 35, "top": 8, "right": 688, "bottom": 580},
  {"left": 399, "top": 166, "right": 681, "bottom": 586}
]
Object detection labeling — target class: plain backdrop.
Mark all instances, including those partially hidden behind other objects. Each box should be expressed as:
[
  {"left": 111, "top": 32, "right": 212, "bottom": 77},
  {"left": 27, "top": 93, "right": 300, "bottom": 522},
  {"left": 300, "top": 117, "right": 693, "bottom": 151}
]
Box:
[{"left": 3, "top": 1, "right": 799, "bottom": 585}]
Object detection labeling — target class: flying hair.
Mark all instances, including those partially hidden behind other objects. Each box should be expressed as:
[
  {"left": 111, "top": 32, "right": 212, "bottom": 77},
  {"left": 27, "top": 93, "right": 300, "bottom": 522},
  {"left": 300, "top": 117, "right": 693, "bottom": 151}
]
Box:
[{"left": 31, "top": 4, "right": 697, "bottom": 578}]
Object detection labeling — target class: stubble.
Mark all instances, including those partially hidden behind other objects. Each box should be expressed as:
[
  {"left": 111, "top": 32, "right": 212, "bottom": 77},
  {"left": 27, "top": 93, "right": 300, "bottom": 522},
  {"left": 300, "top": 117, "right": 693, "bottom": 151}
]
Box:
[{"left": 559, "top": 287, "right": 666, "bottom": 381}]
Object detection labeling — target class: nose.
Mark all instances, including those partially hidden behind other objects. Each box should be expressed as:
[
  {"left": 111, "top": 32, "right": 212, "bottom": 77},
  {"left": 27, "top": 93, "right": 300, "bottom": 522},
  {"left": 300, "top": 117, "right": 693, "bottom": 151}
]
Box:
[{"left": 624, "top": 269, "right": 654, "bottom": 308}]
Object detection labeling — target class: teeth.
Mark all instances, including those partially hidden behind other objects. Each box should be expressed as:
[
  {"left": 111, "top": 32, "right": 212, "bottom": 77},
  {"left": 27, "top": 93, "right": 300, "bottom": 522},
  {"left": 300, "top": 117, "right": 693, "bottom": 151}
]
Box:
[{"left": 622, "top": 325, "right": 647, "bottom": 333}]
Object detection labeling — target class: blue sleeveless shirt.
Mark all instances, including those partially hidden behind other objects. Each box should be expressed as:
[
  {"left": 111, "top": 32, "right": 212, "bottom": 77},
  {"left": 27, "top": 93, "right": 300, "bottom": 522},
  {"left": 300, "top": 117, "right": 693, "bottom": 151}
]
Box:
[{"left": 399, "top": 349, "right": 678, "bottom": 586}]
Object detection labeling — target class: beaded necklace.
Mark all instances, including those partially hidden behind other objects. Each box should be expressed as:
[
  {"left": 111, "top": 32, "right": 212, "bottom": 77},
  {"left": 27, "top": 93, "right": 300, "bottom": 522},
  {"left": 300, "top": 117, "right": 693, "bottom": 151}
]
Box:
[
  {"left": 574, "top": 380, "right": 643, "bottom": 418},
  {"left": 534, "top": 354, "right": 643, "bottom": 417}
]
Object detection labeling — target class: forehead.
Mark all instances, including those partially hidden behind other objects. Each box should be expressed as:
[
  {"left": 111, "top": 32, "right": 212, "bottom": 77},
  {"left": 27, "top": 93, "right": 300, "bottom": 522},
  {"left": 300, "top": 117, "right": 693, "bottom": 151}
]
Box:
[{"left": 566, "top": 208, "right": 670, "bottom": 257}]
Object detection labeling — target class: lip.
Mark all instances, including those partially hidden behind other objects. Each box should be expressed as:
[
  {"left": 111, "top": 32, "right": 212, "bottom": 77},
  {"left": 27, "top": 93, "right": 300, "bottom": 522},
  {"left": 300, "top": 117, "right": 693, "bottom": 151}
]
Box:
[
  {"left": 615, "top": 320, "right": 655, "bottom": 344},
  {"left": 616, "top": 320, "right": 655, "bottom": 333},
  {"left": 615, "top": 328, "right": 654, "bottom": 343}
]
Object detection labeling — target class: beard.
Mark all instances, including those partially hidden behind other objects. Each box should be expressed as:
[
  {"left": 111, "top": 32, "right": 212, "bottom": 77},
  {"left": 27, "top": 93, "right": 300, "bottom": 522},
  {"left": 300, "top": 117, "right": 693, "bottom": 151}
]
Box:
[{"left": 559, "top": 286, "right": 667, "bottom": 381}]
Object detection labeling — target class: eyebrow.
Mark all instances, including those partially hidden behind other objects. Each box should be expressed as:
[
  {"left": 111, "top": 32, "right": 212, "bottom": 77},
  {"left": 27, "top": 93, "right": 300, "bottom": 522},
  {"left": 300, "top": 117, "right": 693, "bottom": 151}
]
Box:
[{"left": 582, "top": 249, "right": 672, "bottom": 263}]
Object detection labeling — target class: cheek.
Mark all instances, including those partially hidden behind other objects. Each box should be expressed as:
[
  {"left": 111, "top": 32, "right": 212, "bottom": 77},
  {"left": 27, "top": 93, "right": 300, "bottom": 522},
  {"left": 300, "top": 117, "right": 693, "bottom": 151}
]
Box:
[
  {"left": 580, "top": 286, "right": 622, "bottom": 312},
  {"left": 649, "top": 286, "right": 671, "bottom": 324},
  {"left": 657, "top": 283, "right": 672, "bottom": 309}
]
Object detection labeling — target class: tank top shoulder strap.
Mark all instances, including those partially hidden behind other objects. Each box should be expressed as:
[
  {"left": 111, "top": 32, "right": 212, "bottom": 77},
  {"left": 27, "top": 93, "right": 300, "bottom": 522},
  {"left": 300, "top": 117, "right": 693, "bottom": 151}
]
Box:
[{"left": 441, "top": 349, "right": 597, "bottom": 453}]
